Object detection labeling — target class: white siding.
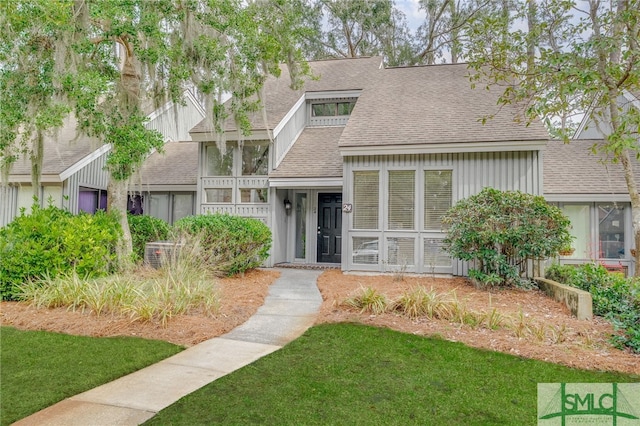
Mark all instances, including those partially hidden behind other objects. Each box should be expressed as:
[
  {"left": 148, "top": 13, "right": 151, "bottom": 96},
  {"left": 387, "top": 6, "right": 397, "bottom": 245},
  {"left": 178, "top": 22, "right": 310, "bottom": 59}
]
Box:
[{"left": 63, "top": 150, "right": 110, "bottom": 214}]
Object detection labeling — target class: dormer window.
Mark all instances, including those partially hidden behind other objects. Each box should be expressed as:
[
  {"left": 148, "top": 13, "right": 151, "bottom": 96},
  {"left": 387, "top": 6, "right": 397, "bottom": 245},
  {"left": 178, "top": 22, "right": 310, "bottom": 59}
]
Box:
[{"left": 311, "top": 101, "right": 356, "bottom": 117}]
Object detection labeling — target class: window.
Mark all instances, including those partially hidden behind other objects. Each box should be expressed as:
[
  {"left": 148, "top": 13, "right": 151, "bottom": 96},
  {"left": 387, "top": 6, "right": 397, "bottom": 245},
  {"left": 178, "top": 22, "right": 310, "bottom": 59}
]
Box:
[
  {"left": 206, "top": 145, "right": 233, "bottom": 176},
  {"left": 78, "top": 188, "right": 107, "bottom": 214},
  {"left": 424, "top": 170, "right": 452, "bottom": 230},
  {"left": 295, "top": 193, "right": 307, "bottom": 259},
  {"left": 128, "top": 194, "right": 144, "bottom": 215},
  {"left": 387, "top": 237, "right": 415, "bottom": 266},
  {"left": 242, "top": 143, "right": 269, "bottom": 176},
  {"left": 598, "top": 203, "right": 625, "bottom": 259},
  {"left": 172, "top": 194, "right": 194, "bottom": 222},
  {"left": 149, "top": 194, "right": 170, "bottom": 222},
  {"left": 353, "top": 237, "right": 379, "bottom": 264},
  {"left": 561, "top": 204, "right": 590, "bottom": 258},
  {"left": 205, "top": 188, "right": 232, "bottom": 203},
  {"left": 240, "top": 188, "right": 268, "bottom": 203},
  {"left": 388, "top": 170, "right": 415, "bottom": 230},
  {"left": 424, "top": 239, "right": 451, "bottom": 269},
  {"left": 311, "top": 101, "right": 355, "bottom": 117},
  {"left": 353, "top": 171, "right": 379, "bottom": 229}
]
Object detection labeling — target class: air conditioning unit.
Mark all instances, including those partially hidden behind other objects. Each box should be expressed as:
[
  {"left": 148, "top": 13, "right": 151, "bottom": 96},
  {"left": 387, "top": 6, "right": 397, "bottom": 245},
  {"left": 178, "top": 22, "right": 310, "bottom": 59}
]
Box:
[{"left": 144, "top": 241, "right": 183, "bottom": 269}]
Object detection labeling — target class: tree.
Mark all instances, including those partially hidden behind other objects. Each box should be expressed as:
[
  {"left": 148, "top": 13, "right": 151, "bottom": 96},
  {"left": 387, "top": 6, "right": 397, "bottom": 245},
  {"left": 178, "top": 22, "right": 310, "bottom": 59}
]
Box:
[
  {"left": 415, "top": 0, "right": 492, "bottom": 64},
  {"left": 464, "top": 0, "right": 640, "bottom": 275},
  {"left": 442, "top": 188, "right": 572, "bottom": 287},
  {"left": 1, "top": 0, "right": 310, "bottom": 264},
  {"left": 307, "top": 0, "right": 415, "bottom": 66}
]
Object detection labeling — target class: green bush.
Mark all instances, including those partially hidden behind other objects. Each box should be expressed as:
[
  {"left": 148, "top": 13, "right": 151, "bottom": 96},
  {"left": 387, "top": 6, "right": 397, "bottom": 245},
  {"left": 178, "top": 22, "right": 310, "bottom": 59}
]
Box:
[
  {"left": 128, "top": 214, "right": 170, "bottom": 261},
  {"left": 442, "top": 187, "right": 572, "bottom": 288},
  {"left": 545, "top": 262, "right": 640, "bottom": 353},
  {"left": 0, "top": 206, "right": 121, "bottom": 300},
  {"left": 173, "top": 214, "right": 271, "bottom": 276}
]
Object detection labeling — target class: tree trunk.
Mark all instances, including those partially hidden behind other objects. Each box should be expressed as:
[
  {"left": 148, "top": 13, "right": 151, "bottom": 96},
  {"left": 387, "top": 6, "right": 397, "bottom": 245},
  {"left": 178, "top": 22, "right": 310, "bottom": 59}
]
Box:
[
  {"left": 107, "top": 178, "right": 133, "bottom": 269},
  {"left": 617, "top": 149, "right": 640, "bottom": 276}
]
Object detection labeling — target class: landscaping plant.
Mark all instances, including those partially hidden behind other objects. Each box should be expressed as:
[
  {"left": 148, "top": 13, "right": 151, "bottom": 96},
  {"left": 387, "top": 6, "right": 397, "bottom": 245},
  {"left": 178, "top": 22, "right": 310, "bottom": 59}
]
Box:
[
  {"left": 442, "top": 187, "right": 572, "bottom": 287},
  {"left": 173, "top": 214, "right": 271, "bottom": 276},
  {"left": 546, "top": 263, "right": 640, "bottom": 353},
  {"left": 127, "top": 214, "right": 170, "bottom": 261},
  {"left": 0, "top": 205, "right": 120, "bottom": 300}
]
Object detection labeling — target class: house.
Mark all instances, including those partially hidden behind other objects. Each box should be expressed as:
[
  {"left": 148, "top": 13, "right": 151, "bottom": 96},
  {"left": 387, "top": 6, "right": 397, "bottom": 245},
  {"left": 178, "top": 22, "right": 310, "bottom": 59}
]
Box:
[
  {"left": 187, "top": 57, "right": 550, "bottom": 275},
  {"left": 547, "top": 89, "right": 640, "bottom": 276},
  {"left": 0, "top": 91, "right": 204, "bottom": 227}
]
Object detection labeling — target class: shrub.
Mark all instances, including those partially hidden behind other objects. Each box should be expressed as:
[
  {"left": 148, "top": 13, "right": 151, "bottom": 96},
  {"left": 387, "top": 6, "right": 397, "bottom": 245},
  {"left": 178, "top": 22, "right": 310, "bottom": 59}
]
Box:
[
  {"left": 343, "top": 287, "right": 388, "bottom": 314},
  {"left": 128, "top": 214, "right": 170, "bottom": 261},
  {"left": 0, "top": 206, "right": 121, "bottom": 300},
  {"left": 545, "top": 262, "right": 640, "bottom": 353},
  {"left": 442, "top": 187, "right": 572, "bottom": 288},
  {"left": 173, "top": 214, "right": 271, "bottom": 276}
]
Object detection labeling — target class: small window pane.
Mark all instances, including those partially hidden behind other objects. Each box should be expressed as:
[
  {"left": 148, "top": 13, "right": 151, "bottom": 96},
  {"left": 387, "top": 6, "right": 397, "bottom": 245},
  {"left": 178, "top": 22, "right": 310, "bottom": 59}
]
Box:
[
  {"left": 353, "top": 171, "right": 379, "bottom": 229},
  {"left": 561, "top": 204, "right": 590, "bottom": 258},
  {"left": 312, "top": 103, "right": 335, "bottom": 117},
  {"left": 337, "top": 102, "right": 355, "bottom": 115},
  {"left": 424, "top": 170, "right": 452, "bottom": 230},
  {"left": 389, "top": 170, "right": 415, "bottom": 230},
  {"left": 353, "top": 237, "right": 379, "bottom": 265},
  {"left": 424, "top": 239, "right": 451, "bottom": 269},
  {"left": 206, "top": 145, "right": 233, "bottom": 176},
  {"left": 387, "top": 237, "right": 415, "bottom": 266},
  {"left": 598, "top": 203, "right": 625, "bottom": 259},
  {"left": 295, "top": 193, "right": 307, "bottom": 259},
  {"left": 242, "top": 143, "right": 269, "bottom": 175},
  {"left": 150, "top": 193, "right": 170, "bottom": 222},
  {"left": 172, "top": 194, "right": 193, "bottom": 222},
  {"left": 205, "top": 189, "right": 232, "bottom": 203},
  {"left": 240, "top": 188, "right": 268, "bottom": 203}
]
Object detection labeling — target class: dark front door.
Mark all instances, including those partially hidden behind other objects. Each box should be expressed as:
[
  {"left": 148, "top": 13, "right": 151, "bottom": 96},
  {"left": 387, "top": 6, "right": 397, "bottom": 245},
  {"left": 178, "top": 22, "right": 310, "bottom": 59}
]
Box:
[{"left": 317, "top": 193, "right": 342, "bottom": 263}]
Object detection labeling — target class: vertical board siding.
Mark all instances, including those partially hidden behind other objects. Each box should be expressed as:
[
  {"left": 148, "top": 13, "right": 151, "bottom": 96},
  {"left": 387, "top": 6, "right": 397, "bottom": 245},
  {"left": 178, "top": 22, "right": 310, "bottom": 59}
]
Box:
[
  {"left": 0, "top": 185, "right": 18, "bottom": 227},
  {"left": 146, "top": 98, "right": 205, "bottom": 143},
  {"left": 64, "top": 150, "right": 110, "bottom": 214},
  {"left": 344, "top": 150, "right": 541, "bottom": 276}
]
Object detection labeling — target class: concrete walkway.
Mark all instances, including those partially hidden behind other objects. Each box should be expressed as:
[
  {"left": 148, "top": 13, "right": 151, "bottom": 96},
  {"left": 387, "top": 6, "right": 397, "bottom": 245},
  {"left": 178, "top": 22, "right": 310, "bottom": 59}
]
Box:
[{"left": 14, "top": 268, "right": 323, "bottom": 426}]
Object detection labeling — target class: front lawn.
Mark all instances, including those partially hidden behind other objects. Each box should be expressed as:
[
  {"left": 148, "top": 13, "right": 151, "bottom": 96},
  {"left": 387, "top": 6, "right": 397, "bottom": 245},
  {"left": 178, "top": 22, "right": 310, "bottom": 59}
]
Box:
[
  {"left": 0, "top": 326, "right": 183, "bottom": 425},
  {"left": 147, "top": 323, "right": 637, "bottom": 425}
]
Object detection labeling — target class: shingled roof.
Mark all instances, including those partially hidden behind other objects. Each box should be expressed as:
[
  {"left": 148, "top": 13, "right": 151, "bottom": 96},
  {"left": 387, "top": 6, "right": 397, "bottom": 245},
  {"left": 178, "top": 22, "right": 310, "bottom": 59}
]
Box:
[
  {"left": 270, "top": 127, "right": 343, "bottom": 179},
  {"left": 543, "top": 139, "right": 640, "bottom": 198},
  {"left": 339, "top": 64, "right": 549, "bottom": 148},
  {"left": 8, "top": 116, "right": 102, "bottom": 182},
  {"left": 138, "top": 141, "right": 198, "bottom": 186},
  {"left": 190, "top": 56, "right": 382, "bottom": 134}
]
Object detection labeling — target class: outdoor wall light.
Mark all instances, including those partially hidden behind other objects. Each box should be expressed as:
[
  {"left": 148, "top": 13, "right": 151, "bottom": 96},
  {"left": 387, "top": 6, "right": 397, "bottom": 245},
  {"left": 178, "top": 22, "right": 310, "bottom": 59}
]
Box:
[{"left": 284, "top": 199, "right": 292, "bottom": 212}]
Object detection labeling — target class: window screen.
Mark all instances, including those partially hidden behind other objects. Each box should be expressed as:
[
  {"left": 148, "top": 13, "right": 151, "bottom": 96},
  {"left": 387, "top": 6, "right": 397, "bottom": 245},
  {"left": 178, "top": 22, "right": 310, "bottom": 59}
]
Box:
[
  {"left": 205, "top": 189, "right": 232, "bottom": 203},
  {"left": 242, "top": 143, "right": 269, "bottom": 176},
  {"left": 206, "top": 145, "right": 233, "bottom": 176},
  {"left": 424, "top": 170, "right": 452, "bottom": 230},
  {"left": 387, "top": 237, "right": 415, "bottom": 266},
  {"left": 424, "top": 238, "right": 451, "bottom": 269},
  {"left": 388, "top": 170, "right": 415, "bottom": 230},
  {"left": 353, "top": 171, "right": 379, "bottom": 229}
]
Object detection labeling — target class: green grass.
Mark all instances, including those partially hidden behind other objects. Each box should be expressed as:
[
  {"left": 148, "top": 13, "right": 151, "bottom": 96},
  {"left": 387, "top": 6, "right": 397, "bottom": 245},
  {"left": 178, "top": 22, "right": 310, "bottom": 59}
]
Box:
[
  {"left": 0, "top": 326, "right": 183, "bottom": 425},
  {"left": 147, "top": 323, "right": 638, "bottom": 425}
]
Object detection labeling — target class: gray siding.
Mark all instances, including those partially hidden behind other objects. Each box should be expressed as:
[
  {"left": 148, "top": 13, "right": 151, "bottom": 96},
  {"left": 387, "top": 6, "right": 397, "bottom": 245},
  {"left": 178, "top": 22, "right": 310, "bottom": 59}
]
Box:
[
  {"left": 342, "top": 151, "right": 542, "bottom": 275},
  {"left": 0, "top": 185, "right": 18, "bottom": 227},
  {"left": 63, "top": 150, "right": 110, "bottom": 214},
  {"left": 146, "top": 95, "right": 205, "bottom": 142}
]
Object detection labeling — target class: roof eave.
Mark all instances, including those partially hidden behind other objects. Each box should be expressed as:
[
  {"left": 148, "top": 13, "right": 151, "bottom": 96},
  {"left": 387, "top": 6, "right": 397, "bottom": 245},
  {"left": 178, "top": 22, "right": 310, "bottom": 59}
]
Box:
[{"left": 339, "top": 140, "right": 549, "bottom": 156}]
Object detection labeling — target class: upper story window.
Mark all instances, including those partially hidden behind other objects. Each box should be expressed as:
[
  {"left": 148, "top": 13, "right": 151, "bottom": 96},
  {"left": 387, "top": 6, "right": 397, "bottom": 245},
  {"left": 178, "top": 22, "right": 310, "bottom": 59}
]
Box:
[
  {"left": 242, "top": 142, "right": 269, "bottom": 176},
  {"left": 206, "top": 145, "right": 233, "bottom": 176},
  {"left": 311, "top": 101, "right": 355, "bottom": 117},
  {"left": 204, "top": 142, "right": 269, "bottom": 177}
]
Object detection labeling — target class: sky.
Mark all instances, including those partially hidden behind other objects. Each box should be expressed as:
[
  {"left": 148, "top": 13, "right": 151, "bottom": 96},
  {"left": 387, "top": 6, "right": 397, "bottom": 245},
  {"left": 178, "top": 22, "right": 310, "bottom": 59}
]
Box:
[{"left": 395, "top": 0, "right": 426, "bottom": 32}]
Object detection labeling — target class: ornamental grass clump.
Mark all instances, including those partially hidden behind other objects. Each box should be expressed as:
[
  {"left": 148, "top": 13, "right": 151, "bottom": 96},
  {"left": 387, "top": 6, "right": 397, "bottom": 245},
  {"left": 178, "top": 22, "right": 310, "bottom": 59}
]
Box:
[
  {"left": 18, "top": 243, "right": 220, "bottom": 327},
  {"left": 344, "top": 287, "right": 389, "bottom": 314},
  {"left": 393, "top": 286, "right": 453, "bottom": 319}
]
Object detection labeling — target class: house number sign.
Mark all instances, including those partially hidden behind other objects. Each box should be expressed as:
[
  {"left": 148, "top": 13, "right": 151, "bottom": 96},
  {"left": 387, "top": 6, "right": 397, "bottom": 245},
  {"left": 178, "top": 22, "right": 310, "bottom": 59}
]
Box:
[{"left": 343, "top": 203, "right": 352, "bottom": 213}]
